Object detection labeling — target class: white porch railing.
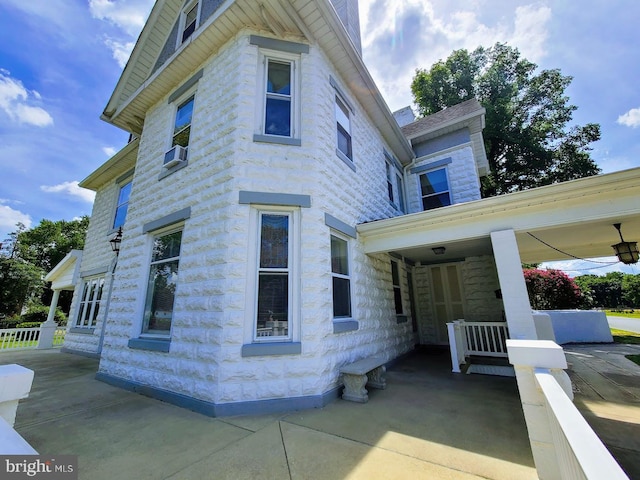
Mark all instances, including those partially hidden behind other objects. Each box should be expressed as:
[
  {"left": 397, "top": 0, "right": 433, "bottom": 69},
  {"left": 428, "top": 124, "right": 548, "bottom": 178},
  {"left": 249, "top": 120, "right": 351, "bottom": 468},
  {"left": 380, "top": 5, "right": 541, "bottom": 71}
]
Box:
[
  {"left": 0, "top": 326, "right": 66, "bottom": 351},
  {"left": 447, "top": 320, "right": 509, "bottom": 373}
]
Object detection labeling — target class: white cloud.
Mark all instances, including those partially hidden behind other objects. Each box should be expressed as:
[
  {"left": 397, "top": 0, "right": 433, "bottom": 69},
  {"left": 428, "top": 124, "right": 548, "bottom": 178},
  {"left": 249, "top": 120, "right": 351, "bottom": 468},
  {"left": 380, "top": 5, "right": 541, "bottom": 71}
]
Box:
[
  {"left": 40, "top": 181, "right": 96, "bottom": 203},
  {"left": 617, "top": 107, "right": 640, "bottom": 128},
  {"left": 0, "top": 70, "right": 54, "bottom": 127},
  {"left": 104, "top": 38, "right": 136, "bottom": 69},
  {"left": 0, "top": 205, "right": 32, "bottom": 237},
  {"left": 103, "top": 146, "right": 117, "bottom": 157},
  {"left": 511, "top": 5, "right": 552, "bottom": 63},
  {"left": 88, "top": 0, "right": 153, "bottom": 37}
]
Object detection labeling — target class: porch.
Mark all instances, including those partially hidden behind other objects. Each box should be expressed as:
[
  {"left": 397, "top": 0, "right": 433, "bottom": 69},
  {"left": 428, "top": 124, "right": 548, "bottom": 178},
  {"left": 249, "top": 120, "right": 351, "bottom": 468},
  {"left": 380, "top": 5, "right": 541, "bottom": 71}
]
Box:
[{"left": 8, "top": 348, "right": 537, "bottom": 479}]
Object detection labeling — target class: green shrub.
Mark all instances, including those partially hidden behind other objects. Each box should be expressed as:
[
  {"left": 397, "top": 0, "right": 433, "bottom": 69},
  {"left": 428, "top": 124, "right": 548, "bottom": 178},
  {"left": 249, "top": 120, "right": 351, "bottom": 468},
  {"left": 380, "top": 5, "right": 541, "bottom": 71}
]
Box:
[
  {"left": 0, "top": 316, "right": 21, "bottom": 329},
  {"left": 19, "top": 305, "right": 67, "bottom": 326},
  {"left": 16, "top": 322, "right": 43, "bottom": 328}
]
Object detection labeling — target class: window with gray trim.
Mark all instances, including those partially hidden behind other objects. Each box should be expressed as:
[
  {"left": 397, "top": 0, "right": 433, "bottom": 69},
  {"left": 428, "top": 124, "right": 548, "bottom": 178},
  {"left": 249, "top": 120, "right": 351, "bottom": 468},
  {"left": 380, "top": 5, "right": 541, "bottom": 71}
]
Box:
[
  {"left": 419, "top": 167, "right": 451, "bottom": 210},
  {"left": 173, "top": 95, "right": 195, "bottom": 149},
  {"left": 331, "top": 234, "right": 351, "bottom": 318},
  {"left": 113, "top": 179, "right": 132, "bottom": 229},
  {"left": 142, "top": 229, "right": 183, "bottom": 335},
  {"left": 391, "top": 260, "right": 403, "bottom": 315},
  {"left": 75, "top": 276, "right": 105, "bottom": 328},
  {"left": 335, "top": 96, "right": 352, "bottom": 160}
]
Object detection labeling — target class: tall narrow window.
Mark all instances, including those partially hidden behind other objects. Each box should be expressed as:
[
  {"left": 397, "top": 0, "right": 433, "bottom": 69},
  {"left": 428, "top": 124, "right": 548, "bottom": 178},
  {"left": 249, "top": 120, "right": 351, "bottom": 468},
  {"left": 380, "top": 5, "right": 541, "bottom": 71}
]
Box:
[
  {"left": 420, "top": 168, "right": 451, "bottom": 210},
  {"left": 335, "top": 96, "right": 352, "bottom": 160},
  {"left": 264, "top": 60, "right": 292, "bottom": 137},
  {"left": 180, "top": 2, "right": 199, "bottom": 44},
  {"left": 142, "top": 230, "right": 183, "bottom": 335},
  {"left": 173, "top": 96, "right": 195, "bottom": 148},
  {"left": 256, "top": 213, "right": 291, "bottom": 339},
  {"left": 75, "top": 277, "right": 105, "bottom": 328},
  {"left": 385, "top": 162, "right": 394, "bottom": 204},
  {"left": 396, "top": 173, "right": 406, "bottom": 212},
  {"left": 391, "top": 260, "right": 403, "bottom": 315},
  {"left": 113, "top": 180, "right": 132, "bottom": 229},
  {"left": 331, "top": 234, "right": 351, "bottom": 318}
]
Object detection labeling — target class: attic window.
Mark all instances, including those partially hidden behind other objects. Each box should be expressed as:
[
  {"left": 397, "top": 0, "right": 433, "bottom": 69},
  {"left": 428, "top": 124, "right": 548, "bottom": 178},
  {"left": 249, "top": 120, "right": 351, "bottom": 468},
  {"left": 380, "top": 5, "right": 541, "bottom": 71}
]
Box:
[{"left": 180, "top": 2, "right": 199, "bottom": 44}]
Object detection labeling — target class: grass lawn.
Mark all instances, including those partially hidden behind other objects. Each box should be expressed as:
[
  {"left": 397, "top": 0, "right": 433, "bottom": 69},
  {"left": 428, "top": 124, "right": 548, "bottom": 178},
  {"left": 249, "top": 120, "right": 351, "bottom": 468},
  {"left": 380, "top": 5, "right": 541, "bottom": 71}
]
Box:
[
  {"left": 611, "top": 328, "right": 640, "bottom": 366},
  {"left": 605, "top": 309, "right": 640, "bottom": 319}
]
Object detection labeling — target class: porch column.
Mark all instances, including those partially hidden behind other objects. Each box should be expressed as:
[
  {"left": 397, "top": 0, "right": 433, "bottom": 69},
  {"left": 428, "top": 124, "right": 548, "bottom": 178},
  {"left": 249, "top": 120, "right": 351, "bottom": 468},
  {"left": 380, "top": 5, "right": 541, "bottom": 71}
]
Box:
[
  {"left": 490, "top": 229, "right": 537, "bottom": 340},
  {"left": 37, "top": 289, "right": 60, "bottom": 349}
]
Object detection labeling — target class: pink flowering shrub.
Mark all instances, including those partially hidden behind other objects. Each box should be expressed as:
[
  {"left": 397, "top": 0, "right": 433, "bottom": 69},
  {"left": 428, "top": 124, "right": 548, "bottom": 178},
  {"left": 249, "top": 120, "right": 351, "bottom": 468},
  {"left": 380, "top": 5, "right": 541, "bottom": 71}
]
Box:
[{"left": 523, "top": 268, "right": 583, "bottom": 310}]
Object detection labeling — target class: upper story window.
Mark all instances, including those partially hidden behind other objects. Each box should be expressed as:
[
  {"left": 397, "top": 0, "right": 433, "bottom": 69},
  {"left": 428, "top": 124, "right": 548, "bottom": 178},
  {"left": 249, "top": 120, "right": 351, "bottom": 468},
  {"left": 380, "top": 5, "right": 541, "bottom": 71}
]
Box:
[
  {"left": 173, "top": 95, "right": 195, "bottom": 148},
  {"left": 420, "top": 168, "right": 451, "bottom": 210},
  {"left": 76, "top": 276, "right": 105, "bottom": 328},
  {"left": 142, "top": 229, "right": 183, "bottom": 336},
  {"left": 385, "top": 153, "right": 405, "bottom": 213},
  {"left": 264, "top": 59, "right": 293, "bottom": 137},
  {"left": 331, "top": 234, "right": 351, "bottom": 318},
  {"left": 335, "top": 96, "right": 352, "bottom": 161},
  {"left": 180, "top": 1, "right": 199, "bottom": 44},
  {"left": 113, "top": 179, "right": 132, "bottom": 229}
]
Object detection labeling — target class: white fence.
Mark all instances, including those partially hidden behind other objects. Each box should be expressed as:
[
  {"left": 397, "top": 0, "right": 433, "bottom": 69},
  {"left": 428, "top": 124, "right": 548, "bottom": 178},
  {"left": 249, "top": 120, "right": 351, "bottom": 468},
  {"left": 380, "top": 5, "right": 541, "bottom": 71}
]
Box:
[
  {"left": 447, "top": 320, "right": 509, "bottom": 373},
  {"left": 0, "top": 326, "right": 66, "bottom": 351}
]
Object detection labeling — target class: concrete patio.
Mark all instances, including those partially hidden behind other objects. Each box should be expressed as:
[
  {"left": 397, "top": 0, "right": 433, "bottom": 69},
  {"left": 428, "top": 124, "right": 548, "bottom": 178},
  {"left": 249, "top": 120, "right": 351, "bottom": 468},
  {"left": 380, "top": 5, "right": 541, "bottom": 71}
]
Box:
[{"left": 6, "top": 348, "right": 537, "bottom": 480}]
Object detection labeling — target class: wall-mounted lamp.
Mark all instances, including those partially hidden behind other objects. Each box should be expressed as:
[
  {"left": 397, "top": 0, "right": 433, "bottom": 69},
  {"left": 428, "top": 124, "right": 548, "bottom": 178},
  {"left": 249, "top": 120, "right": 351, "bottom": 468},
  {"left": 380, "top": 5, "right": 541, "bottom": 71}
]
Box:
[
  {"left": 611, "top": 223, "right": 639, "bottom": 265},
  {"left": 432, "top": 246, "right": 446, "bottom": 255},
  {"left": 109, "top": 227, "right": 123, "bottom": 255}
]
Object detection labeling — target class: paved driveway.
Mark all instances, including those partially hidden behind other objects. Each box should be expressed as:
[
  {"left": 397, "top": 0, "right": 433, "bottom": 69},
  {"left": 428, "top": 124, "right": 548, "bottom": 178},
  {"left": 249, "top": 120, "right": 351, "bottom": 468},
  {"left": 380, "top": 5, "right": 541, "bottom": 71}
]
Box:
[
  {"left": 6, "top": 348, "right": 536, "bottom": 480},
  {"left": 607, "top": 315, "right": 640, "bottom": 334}
]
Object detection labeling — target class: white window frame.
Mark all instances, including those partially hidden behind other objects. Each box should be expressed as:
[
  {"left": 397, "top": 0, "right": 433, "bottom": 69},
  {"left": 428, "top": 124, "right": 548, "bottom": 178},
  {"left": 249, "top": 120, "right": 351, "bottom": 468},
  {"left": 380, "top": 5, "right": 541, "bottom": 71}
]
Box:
[
  {"left": 335, "top": 95, "right": 352, "bottom": 161},
  {"left": 419, "top": 167, "right": 452, "bottom": 211},
  {"left": 171, "top": 92, "right": 196, "bottom": 150},
  {"left": 75, "top": 276, "right": 105, "bottom": 328},
  {"left": 112, "top": 177, "right": 132, "bottom": 230},
  {"left": 330, "top": 232, "right": 352, "bottom": 319},
  {"left": 391, "top": 260, "right": 404, "bottom": 315},
  {"left": 255, "top": 50, "right": 301, "bottom": 141},
  {"left": 177, "top": 0, "right": 201, "bottom": 47},
  {"left": 140, "top": 226, "right": 184, "bottom": 338},
  {"left": 245, "top": 206, "right": 300, "bottom": 344}
]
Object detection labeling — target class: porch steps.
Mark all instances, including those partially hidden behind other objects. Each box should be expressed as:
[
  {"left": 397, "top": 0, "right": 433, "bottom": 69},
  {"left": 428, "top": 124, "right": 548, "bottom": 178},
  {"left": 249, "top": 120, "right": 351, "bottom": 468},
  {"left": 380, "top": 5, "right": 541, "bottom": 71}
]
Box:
[{"left": 465, "top": 355, "right": 515, "bottom": 377}]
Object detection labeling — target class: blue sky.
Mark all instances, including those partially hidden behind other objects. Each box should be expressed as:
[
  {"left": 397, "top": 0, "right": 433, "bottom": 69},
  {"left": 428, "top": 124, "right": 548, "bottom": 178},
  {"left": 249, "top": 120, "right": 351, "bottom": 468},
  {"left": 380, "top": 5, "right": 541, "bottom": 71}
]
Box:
[{"left": 0, "top": 0, "right": 638, "bottom": 275}]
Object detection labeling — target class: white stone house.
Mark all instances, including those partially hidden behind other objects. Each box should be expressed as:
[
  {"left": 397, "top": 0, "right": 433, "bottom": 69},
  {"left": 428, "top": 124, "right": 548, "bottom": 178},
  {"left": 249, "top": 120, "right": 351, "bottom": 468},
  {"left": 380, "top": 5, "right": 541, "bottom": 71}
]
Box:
[{"left": 47, "top": 0, "right": 640, "bottom": 416}]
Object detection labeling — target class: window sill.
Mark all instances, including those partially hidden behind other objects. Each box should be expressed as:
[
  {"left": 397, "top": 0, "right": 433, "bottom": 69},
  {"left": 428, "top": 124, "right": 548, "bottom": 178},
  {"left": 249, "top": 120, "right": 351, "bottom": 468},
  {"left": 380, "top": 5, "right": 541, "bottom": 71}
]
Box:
[
  {"left": 128, "top": 337, "right": 171, "bottom": 352},
  {"left": 396, "top": 315, "right": 408, "bottom": 324},
  {"left": 69, "top": 327, "right": 96, "bottom": 335},
  {"left": 333, "top": 320, "right": 359, "bottom": 333},
  {"left": 158, "top": 160, "right": 188, "bottom": 181},
  {"left": 335, "top": 149, "right": 356, "bottom": 172},
  {"left": 253, "top": 134, "right": 301, "bottom": 146},
  {"left": 241, "top": 342, "right": 301, "bottom": 357}
]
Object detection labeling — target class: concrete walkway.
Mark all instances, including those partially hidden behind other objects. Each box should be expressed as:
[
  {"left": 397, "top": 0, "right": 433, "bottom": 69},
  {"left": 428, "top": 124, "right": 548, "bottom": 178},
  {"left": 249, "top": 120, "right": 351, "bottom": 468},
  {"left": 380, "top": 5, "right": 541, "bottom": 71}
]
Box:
[
  {"left": 5, "top": 348, "right": 536, "bottom": 480},
  {"left": 564, "top": 343, "right": 640, "bottom": 479}
]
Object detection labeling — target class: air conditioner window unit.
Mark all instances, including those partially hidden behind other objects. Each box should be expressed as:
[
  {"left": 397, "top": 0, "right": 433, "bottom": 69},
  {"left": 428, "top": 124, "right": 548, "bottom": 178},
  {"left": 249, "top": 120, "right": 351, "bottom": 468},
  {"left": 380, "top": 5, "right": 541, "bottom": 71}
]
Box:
[{"left": 164, "top": 145, "right": 188, "bottom": 168}]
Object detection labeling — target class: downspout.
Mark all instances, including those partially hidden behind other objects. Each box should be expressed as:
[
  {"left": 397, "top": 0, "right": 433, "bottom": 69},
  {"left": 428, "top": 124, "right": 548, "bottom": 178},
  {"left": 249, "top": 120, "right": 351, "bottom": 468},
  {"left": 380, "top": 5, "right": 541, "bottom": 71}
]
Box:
[{"left": 97, "top": 255, "right": 118, "bottom": 355}]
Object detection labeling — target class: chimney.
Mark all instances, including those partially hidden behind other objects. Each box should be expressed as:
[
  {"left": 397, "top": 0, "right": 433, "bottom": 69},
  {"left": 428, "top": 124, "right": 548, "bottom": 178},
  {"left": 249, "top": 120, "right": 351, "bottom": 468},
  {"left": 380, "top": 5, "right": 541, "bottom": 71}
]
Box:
[{"left": 330, "top": 0, "right": 362, "bottom": 55}]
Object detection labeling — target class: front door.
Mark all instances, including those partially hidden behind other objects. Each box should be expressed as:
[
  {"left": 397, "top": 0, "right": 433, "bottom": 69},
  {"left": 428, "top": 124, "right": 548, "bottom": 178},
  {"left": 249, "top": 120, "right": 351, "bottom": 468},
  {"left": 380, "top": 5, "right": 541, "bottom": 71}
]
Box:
[{"left": 429, "top": 263, "right": 465, "bottom": 344}]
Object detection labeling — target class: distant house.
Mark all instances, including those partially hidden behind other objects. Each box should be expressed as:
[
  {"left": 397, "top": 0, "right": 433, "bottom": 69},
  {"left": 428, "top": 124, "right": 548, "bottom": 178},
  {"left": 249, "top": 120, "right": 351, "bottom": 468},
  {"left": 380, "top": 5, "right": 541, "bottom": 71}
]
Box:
[{"left": 46, "top": 0, "right": 640, "bottom": 416}]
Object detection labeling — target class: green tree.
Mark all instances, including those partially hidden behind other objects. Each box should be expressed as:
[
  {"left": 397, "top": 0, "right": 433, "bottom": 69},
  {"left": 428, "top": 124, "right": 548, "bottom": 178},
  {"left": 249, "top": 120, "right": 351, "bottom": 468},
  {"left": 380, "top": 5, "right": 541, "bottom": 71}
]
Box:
[
  {"left": 574, "top": 273, "right": 624, "bottom": 308},
  {"left": 411, "top": 43, "right": 601, "bottom": 197},
  {"left": 0, "top": 257, "right": 45, "bottom": 317},
  {"left": 621, "top": 274, "right": 640, "bottom": 308}
]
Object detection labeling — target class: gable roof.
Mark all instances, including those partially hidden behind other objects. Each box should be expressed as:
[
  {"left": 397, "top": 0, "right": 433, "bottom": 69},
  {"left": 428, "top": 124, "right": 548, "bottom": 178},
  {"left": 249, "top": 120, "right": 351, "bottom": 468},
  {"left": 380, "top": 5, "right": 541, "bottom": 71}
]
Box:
[
  {"left": 401, "top": 98, "right": 485, "bottom": 140},
  {"left": 101, "top": 0, "right": 414, "bottom": 163},
  {"left": 45, "top": 250, "right": 82, "bottom": 290}
]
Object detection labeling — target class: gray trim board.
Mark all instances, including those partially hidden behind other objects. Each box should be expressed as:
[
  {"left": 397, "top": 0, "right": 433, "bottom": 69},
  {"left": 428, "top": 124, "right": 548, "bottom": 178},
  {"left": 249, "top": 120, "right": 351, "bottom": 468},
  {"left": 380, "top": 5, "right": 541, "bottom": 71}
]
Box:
[
  {"left": 336, "top": 149, "right": 356, "bottom": 172},
  {"left": 329, "top": 75, "right": 355, "bottom": 113},
  {"left": 61, "top": 347, "right": 100, "bottom": 359},
  {"left": 69, "top": 327, "right": 96, "bottom": 335},
  {"left": 384, "top": 149, "right": 403, "bottom": 172},
  {"left": 333, "top": 320, "right": 359, "bottom": 333},
  {"left": 128, "top": 337, "right": 171, "bottom": 352},
  {"left": 142, "top": 207, "right": 191, "bottom": 233},
  {"left": 239, "top": 191, "right": 311, "bottom": 208},
  {"left": 158, "top": 159, "right": 189, "bottom": 180},
  {"left": 116, "top": 168, "right": 135, "bottom": 185},
  {"left": 253, "top": 134, "right": 301, "bottom": 146},
  {"left": 96, "top": 372, "right": 340, "bottom": 417},
  {"left": 168, "top": 69, "right": 204, "bottom": 103},
  {"left": 249, "top": 35, "right": 310, "bottom": 54},
  {"left": 80, "top": 266, "right": 110, "bottom": 278},
  {"left": 324, "top": 213, "right": 356, "bottom": 239},
  {"left": 241, "top": 342, "right": 302, "bottom": 357},
  {"left": 410, "top": 157, "right": 452, "bottom": 174}
]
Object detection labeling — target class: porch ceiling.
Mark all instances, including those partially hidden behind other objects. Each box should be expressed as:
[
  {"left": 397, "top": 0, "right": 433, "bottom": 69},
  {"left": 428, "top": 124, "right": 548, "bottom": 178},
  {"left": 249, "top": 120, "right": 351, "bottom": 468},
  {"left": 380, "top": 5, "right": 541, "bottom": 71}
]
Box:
[{"left": 359, "top": 168, "right": 640, "bottom": 265}]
